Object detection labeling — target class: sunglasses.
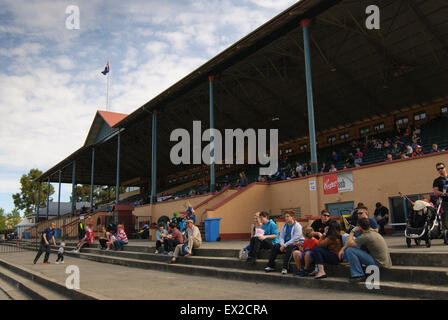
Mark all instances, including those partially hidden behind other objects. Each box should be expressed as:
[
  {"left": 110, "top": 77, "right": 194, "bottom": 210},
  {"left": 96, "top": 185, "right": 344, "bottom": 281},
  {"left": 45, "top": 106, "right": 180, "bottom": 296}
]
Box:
[
  {"left": 322, "top": 214, "right": 330, "bottom": 217},
  {"left": 437, "top": 167, "right": 445, "bottom": 171}
]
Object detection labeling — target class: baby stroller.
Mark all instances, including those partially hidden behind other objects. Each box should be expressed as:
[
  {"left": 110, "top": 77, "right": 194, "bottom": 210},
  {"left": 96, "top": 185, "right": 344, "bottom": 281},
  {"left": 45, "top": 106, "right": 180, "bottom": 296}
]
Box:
[{"left": 404, "top": 200, "right": 439, "bottom": 248}]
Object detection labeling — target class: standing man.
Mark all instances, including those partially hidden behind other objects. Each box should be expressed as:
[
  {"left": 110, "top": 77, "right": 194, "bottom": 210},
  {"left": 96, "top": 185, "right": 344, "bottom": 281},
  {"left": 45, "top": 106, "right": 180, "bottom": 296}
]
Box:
[
  {"left": 78, "top": 215, "right": 85, "bottom": 240},
  {"left": 33, "top": 222, "right": 57, "bottom": 264},
  {"left": 374, "top": 202, "right": 389, "bottom": 236},
  {"left": 433, "top": 162, "right": 448, "bottom": 236}
]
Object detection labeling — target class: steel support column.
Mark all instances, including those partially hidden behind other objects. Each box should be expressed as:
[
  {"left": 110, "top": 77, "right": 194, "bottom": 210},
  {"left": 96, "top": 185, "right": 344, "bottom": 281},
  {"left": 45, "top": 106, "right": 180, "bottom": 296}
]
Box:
[
  {"left": 71, "top": 160, "right": 76, "bottom": 216},
  {"left": 90, "top": 147, "right": 95, "bottom": 212},
  {"left": 36, "top": 182, "right": 41, "bottom": 223},
  {"left": 57, "top": 170, "right": 61, "bottom": 219},
  {"left": 115, "top": 133, "right": 121, "bottom": 204},
  {"left": 150, "top": 111, "right": 158, "bottom": 204},
  {"left": 46, "top": 177, "right": 50, "bottom": 220},
  {"left": 301, "top": 19, "right": 318, "bottom": 174},
  {"left": 209, "top": 75, "right": 216, "bottom": 193}
]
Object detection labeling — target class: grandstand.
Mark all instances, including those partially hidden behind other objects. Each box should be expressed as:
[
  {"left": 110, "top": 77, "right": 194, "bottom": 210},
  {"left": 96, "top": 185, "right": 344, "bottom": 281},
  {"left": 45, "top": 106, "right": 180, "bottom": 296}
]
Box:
[{"left": 34, "top": 0, "right": 447, "bottom": 239}]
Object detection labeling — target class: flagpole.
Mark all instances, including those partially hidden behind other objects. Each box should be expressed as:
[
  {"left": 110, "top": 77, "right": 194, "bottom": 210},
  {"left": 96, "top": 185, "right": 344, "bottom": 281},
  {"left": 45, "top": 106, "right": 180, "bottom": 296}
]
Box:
[{"left": 106, "top": 59, "right": 110, "bottom": 111}]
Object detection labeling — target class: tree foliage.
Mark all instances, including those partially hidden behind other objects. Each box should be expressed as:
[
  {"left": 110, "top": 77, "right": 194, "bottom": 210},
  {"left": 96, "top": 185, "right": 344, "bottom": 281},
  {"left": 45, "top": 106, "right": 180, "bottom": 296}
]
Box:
[{"left": 12, "top": 169, "right": 54, "bottom": 216}]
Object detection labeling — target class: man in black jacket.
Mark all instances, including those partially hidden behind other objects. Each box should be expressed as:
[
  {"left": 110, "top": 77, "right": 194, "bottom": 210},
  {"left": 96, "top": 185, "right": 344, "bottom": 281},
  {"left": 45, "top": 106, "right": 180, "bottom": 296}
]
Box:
[{"left": 374, "top": 202, "right": 389, "bottom": 235}]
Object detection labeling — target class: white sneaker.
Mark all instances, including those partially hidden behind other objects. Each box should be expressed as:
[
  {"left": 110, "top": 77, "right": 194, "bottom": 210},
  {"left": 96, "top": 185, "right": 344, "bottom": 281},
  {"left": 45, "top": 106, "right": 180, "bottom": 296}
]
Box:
[
  {"left": 168, "top": 251, "right": 173, "bottom": 256},
  {"left": 264, "top": 266, "right": 275, "bottom": 272},
  {"left": 106, "top": 248, "right": 110, "bottom": 251},
  {"left": 61, "top": 261, "right": 64, "bottom": 264},
  {"left": 281, "top": 268, "right": 288, "bottom": 274},
  {"left": 154, "top": 250, "right": 159, "bottom": 254},
  {"left": 55, "top": 261, "right": 59, "bottom": 264},
  {"left": 73, "top": 250, "right": 79, "bottom": 253}
]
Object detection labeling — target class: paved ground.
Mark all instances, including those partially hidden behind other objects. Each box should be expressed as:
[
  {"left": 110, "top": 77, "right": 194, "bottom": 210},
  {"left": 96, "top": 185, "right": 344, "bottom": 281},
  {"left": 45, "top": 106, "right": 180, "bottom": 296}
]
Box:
[
  {"left": 0, "top": 251, "right": 414, "bottom": 300},
  {"left": 91, "top": 235, "right": 448, "bottom": 252}
]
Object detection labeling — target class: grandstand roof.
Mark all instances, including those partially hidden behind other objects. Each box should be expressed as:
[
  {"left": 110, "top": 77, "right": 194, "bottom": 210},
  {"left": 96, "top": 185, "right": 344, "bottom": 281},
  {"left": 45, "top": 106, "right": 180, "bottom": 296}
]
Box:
[{"left": 38, "top": 0, "right": 448, "bottom": 186}]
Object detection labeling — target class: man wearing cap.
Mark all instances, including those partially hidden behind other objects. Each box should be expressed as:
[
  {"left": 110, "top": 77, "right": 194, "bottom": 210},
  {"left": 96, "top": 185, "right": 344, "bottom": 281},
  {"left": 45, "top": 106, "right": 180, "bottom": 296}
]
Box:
[
  {"left": 411, "top": 145, "right": 424, "bottom": 157},
  {"left": 433, "top": 162, "right": 448, "bottom": 235}
]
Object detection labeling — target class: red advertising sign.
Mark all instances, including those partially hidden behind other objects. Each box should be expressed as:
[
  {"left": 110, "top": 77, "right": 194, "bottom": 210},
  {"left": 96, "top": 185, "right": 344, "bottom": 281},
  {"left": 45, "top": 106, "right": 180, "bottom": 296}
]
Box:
[{"left": 323, "top": 174, "right": 338, "bottom": 195}]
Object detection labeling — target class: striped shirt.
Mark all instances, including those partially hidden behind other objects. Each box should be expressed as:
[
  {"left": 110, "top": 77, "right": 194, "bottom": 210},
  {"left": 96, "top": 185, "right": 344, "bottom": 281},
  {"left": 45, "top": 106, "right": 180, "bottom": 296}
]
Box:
[{"left": 116, "top": 229, "right": 128, "bottom": 243}]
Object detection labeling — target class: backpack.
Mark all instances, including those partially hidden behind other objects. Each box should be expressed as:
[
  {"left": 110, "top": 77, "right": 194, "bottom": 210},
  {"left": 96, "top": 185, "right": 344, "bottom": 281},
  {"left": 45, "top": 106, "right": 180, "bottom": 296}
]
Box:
[{"left": 238, "top": 248, "right": 249, "bottom": 260}]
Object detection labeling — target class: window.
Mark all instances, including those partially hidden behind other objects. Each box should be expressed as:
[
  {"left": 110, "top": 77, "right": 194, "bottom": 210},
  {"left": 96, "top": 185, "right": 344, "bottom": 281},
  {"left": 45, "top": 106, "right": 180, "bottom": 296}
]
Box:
[
  {"left": 327, "top": 136, "right": 336, "bottom": 144},
  {"left": 414, "top": 112, "right": 426, "bottom": 121},
  {"left": 374, "top": 123, "right": 385, "bottom": 131},
  {"left": 360, "top": 127, "right": 370, "bottom": 135},
  {"left": 396, "top": 117, "right": 408, "bottom": 126},
  {"left": 441, "top": 105, "right": 448, "bottom": 114},
  {"left": 340, "top": 132, "right": 349, "bottom": 140}
]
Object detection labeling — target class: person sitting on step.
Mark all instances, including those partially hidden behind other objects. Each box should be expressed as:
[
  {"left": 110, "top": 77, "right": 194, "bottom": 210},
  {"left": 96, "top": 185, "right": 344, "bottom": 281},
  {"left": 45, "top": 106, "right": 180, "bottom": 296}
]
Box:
[
  {"left": 170, "top": 219, "right": 202, "bottom": 263},
  {"left": 292, "top": 226, "right": 319, "bottom": 276},
  {"left": 265, "top": 211, "right": 303, "bottom": 274},
  {"left": 114, "top": 224, "right": 128, "bottom": 251},
  {"left": 246, "top": 211, "right": 279, "bottom": 265},
  {"left": 163, "top": 222, "right": 183, "bottom": 255},
  {"left": 338, "top": 217, "right": 392, "bottom": 282}
]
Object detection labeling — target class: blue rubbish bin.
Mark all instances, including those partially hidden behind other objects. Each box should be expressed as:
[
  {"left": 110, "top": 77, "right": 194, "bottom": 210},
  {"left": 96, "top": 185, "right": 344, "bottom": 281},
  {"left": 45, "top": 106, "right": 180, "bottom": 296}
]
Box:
[
  {"left": 55, "top": 228, "right": 62, "bottom": 239},
  {"left": 25, "top": 232, "right": 30, "bottom": 239},
  {"left": 203, "top": 218, "right": 222, "bottom": 242}
]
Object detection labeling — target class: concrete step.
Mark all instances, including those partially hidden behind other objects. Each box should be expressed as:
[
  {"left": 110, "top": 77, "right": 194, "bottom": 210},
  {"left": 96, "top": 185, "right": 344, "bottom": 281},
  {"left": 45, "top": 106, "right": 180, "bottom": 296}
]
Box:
[
  {"left": 60, "top": 245, "right": 448, "bottom": 287},
  {"left": 55, "top": 249, "right": 448, "bottom": 299},
  {"left": 0, "top": 277, "right": 30, "bottom": 300},
  {"left": 0, "top": 257, "right": 107, "bottom": 300},
  {"left": 0, "top": 264, "right": 68, "bottom": 300}
]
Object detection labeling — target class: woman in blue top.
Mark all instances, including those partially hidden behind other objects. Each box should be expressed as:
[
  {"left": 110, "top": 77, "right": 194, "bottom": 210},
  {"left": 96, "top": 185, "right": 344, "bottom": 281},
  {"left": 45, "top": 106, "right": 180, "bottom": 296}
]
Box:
[{"left": 246, "top": 211, "right": 279, "bottom": 264}]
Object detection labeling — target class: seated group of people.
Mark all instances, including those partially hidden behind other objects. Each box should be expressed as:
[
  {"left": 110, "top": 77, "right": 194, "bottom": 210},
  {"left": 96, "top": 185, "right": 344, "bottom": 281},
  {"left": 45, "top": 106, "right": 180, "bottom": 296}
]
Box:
[
  {"left": 155, "top": 219, "right": 202, "bottom": 264},
  {"left": 246, "top": 207, "right": 392, "bottom": 282}
]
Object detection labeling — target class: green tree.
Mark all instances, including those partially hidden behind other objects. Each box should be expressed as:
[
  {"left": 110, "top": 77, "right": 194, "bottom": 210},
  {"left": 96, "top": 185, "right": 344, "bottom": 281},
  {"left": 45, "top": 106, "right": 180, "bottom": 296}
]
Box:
[
  {"left": 12, "top": 169, "right": 54, "bottom": 216},
  {"left": 0, "top": 208, "right": 6, "bottom": 231},
  {"left": 6, "top": 208, "right": 22, "bottom": 228}
]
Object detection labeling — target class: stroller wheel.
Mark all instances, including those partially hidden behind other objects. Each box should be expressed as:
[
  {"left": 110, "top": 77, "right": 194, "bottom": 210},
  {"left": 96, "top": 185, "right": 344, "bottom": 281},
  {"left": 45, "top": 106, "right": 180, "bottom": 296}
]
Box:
[
  {"left": 406, "top": 238, "right": 411, "bottom": 248},
  {"left": 426, "top": 238, "right": 431, "bottom": 248},
  {"left": 414, "top": 239, "right": 421, "bottom": 246}
]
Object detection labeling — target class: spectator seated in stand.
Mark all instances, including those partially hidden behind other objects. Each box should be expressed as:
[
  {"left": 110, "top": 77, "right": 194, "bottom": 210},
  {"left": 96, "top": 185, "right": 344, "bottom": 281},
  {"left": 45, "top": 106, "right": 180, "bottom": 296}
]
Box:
[
  {"left": 136, "top": 224, "right": 149, "bottom": 239},
  {"left": 114, "top": 224, "right": 128, "bottom": 251},
  {"left": 163, "top": 222, "right": 183, "bottom": 255},
  {"left": 246, "top": 211, "right": 279, "bottom": 265},
  {"left": 311, "top": 210, "right": 331, "bottom": 239},
  {"left": 411, "top": 145, "right": 424, "bottom": 157},
  {"left": 338, "top": 217, "right": 392, "bottom": 282},
  {"left": 155, "top": 224, "right": 168, "bottom": 254},
  {"left": 264, "top": 211, "right": 304, "bottom": 274},
  {"left": 170, "top": 219, "right": 202, "bottom": 263},
  {"left": 312, "top": 219, "right": 344, "bottom": 279},
  {"left": 430, "top": 143, "right": 442, "bottom": 153},
  {"left": 354, "top": 148, "right": 363, "bottom": 165},
  {"left": 292, "top": 226, "right": 319, "bottom": 277},
  {"left": 329, "top": 164, "right": 337, "bottom": 172},
  {"left": 72, "top": 221, "right": 95, "bottom": 253}
]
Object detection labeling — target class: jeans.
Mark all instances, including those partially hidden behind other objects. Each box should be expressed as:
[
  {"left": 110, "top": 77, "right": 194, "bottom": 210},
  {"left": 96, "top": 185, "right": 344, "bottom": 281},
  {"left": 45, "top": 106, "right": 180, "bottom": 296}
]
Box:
[
  {"left": 114, "top": 239, "right": 128, "bottom": 250},
  {"left": 56, "top": 253, "right": 64, "bottom": 262},
  {"left": 164, "top": 238, "right": 179, "bottom": 252},
  {"left": 248, "top": 237, "right": 273, "bottom": 259},
  {"left": 377, "top": 218, "right": 388, "bottom": 235},
  {"left": 344, "top": 246, "right": 378, "bottom": 277},
  {"left": 313, "top": 247, "right": 339, "bottom": 265},
  {"left": 34, "top": 242, "right": 51, "bottom": 263},
  {"left": 267, "top": 244, "right": 296, "bottom": 269}
]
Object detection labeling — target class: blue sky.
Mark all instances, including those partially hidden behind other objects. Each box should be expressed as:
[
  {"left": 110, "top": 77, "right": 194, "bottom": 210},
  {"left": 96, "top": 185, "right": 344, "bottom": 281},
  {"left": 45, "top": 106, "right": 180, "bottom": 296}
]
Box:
[{"left": 0, "top": 0, "right": 297, "bottom": 215}]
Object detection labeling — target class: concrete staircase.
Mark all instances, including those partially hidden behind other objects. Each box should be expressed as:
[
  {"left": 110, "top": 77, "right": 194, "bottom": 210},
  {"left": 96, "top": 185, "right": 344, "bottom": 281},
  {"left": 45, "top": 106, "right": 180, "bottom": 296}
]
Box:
[{"left": 15, "top": 240, "right": 448, "bottom": 300}]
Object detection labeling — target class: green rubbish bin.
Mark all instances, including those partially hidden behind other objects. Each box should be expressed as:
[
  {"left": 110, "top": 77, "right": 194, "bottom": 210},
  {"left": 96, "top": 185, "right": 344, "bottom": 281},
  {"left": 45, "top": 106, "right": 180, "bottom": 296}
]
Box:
[{"left": 204, "top": 218, "right": 222, "bottom": 242}]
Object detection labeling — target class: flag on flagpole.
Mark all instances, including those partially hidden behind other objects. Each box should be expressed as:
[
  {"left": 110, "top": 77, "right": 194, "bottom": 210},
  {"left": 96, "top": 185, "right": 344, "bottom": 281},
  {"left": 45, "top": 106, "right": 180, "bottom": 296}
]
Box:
[{"left": 101, "top": 61, "right": 110, "bottom": 75}]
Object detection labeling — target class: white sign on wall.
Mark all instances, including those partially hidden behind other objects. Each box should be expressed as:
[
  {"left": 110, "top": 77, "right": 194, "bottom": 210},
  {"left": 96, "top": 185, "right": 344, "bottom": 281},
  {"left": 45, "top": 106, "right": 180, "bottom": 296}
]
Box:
[
  {"left": 309, "top": 180, "right": 316, "bottom": 191},
  {"left": 337, "top": 172, "right": 354, "bottom": 193}
]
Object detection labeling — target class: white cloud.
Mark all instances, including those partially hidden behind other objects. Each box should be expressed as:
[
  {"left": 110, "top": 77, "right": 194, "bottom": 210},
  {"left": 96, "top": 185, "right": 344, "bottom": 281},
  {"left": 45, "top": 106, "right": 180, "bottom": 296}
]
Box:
[{"left": 0, "top": 0, "right": 299, "bottom": 212}]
